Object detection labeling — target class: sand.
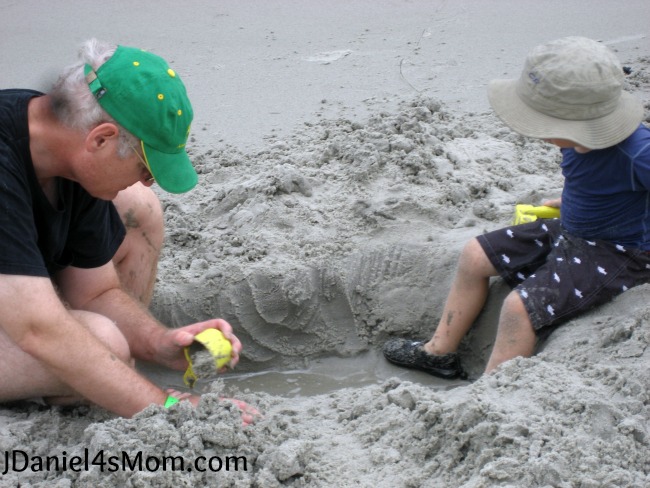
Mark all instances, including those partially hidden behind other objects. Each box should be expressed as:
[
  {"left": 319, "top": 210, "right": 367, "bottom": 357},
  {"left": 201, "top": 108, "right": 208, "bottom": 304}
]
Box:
[{"left": 1, "top": 1, "right": 650, "bottom": 487}]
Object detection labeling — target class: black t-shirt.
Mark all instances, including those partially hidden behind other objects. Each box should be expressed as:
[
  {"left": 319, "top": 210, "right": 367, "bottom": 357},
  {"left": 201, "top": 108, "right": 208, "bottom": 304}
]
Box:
[{"left": 0, "top": 89, "right": 126, "bottom": 277}]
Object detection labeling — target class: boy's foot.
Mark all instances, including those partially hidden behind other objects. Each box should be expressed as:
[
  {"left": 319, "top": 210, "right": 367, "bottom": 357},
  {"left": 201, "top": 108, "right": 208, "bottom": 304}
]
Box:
[{"left": 382, "top": 338, "right": 467, "bottom": 380}]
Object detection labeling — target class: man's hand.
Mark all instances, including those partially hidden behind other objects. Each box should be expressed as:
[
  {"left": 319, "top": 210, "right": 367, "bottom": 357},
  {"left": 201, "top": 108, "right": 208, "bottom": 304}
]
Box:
[
  {"left": 165, "top": 389, "right": 261, "bottom": 426},
  {"left": 152, "top": 318, "right": 242, "bottom": 371}
]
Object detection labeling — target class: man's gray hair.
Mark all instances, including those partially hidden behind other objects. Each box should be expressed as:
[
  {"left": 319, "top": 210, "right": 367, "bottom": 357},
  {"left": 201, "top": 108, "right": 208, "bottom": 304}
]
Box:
[{"left": 50, "top": 39, "right": 137, "bottom": 158}]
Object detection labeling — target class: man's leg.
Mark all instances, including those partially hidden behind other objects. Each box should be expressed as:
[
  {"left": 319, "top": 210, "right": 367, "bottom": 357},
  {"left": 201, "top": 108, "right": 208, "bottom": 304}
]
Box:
[
  {"left": 424, "top": 237, "right": 500, "bottom": 354},
  {"left": 0, "top": 311, "right": 132, "bottom": 404},
  {"left": 112, "top": 183, "right": 164, "bottom": 306}
]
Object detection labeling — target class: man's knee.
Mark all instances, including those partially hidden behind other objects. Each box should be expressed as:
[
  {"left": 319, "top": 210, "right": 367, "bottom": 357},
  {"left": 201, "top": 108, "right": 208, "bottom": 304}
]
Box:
[
  {"left": 111, "top": 184, "right": 164, "bottom": 305},
  {"left": 114, "top": 183, "right": 164, "bottom": 248},
  {"left": 71, "top": 310, "right": 132, "bottom": 365}
]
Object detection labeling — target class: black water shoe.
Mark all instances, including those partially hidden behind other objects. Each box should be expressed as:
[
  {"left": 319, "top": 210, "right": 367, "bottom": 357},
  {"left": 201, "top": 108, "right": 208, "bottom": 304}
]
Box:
[{"left": 383, "top": 338, "right": 467, "bottom": 380}]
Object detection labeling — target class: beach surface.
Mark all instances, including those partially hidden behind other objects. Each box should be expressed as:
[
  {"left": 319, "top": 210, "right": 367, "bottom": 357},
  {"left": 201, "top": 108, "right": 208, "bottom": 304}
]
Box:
[{"left": 1, "top": 1, "right": 649, "bottom": 486}]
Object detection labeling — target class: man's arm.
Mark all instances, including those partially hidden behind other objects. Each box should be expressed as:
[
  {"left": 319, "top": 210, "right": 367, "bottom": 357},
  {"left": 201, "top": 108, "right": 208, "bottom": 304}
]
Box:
[
  {"left": 55, "top": 262, "right": 241, "bottom": 371},
  {"left": 56, "top": 261, "right": 175, "bottom": 364},
  {"left": 0, "top": 273, "right": 170, "bottom": 417}
]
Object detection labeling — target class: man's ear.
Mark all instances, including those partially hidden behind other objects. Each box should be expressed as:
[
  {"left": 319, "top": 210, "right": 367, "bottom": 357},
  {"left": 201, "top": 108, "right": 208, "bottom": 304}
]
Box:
[{"left": 85, "top": 123, "right": 119, "bottom": 153}]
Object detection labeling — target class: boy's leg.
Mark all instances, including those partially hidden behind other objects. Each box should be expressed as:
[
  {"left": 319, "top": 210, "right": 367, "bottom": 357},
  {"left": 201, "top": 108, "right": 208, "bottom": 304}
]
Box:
[
  {"left": 111, "top": 183, "right": 164, "bottom": 306},
  {"left": 483, "top": 227, "right": 650, "bottom": 374},
  {"left": 383, "top": 220, "right": 560, "bottom": 378},
  {"left": 484, "top": 291, "right": 536, "bottom": 373},
  {"left": 429, "top": 238, "right": 537, "bottom": 373},
  {"left": 382, "top": 237, "right": 499, "bottom": 379},
  {"left": 425, "top": 237, "right": 499, "bottom": 354}
]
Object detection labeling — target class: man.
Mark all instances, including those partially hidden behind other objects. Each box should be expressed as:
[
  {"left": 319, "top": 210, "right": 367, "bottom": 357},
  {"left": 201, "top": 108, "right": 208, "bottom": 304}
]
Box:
[
  {"left": 0, "top": 39, "right": 255, "bottom": 423},
  {"left": 383, "top": 37, "right": 650, "bottom": 379}
]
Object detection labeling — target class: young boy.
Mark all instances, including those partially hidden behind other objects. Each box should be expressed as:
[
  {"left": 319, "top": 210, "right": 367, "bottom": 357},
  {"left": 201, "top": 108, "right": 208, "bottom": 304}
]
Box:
[{"left": 383, "top": 36, "right": 650, "bottom": 379}]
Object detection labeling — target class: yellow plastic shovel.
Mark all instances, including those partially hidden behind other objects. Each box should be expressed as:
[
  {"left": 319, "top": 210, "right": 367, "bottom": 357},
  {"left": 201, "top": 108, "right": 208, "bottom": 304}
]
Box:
[
  {"left": 512, "top": 204, "right": 560, "bottom": 225},
  {"left": 183, "top": 329, "right": 233, "bottom": 388}
]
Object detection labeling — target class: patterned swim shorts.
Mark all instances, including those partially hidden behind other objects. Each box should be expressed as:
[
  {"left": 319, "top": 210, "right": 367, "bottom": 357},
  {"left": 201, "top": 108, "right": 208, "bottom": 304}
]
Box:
[{"left": 476, "top": 219, "right": 650, "bottom": 330}]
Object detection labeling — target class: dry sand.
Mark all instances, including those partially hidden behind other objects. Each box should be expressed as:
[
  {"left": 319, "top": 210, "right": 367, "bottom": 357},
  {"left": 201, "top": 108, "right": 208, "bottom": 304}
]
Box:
[{"left": 1, "top": 1, "right": 650, "bottom": 487}]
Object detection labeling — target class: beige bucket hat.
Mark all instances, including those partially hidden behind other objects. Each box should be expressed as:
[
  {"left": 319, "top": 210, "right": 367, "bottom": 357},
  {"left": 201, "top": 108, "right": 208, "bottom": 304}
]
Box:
[{"left": 488, "top": 36, "right": 643, "bottom": 149}]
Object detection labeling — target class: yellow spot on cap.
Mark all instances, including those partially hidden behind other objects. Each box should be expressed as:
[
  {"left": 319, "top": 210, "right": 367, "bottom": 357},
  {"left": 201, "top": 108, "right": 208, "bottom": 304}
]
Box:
[
  {"left": 158, "top": 94, "right": 164, "bottom": 100},
  {"left": 167, "top": 68, "right": 176, "bottom": 77},
  {"left": 133, "top": 61, "right": 140, "bottom": 66},
  {"left": 177, "top": 109, "right": 182, "bottom": 116}
]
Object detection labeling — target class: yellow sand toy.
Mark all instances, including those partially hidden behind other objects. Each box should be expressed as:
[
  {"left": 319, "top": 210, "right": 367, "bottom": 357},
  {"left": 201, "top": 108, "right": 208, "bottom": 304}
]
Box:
[
  {"left": 512, "top": 204, "right": 561, "bottom": 225},
  {"left": 183, "top": 329, "right": 233, "bottom": 388}
]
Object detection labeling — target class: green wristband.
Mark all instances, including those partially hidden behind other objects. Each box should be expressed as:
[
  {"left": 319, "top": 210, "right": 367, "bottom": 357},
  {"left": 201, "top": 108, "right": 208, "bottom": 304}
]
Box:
[{"left": 164, "top": 395, "right": 180, "bottom": 408}]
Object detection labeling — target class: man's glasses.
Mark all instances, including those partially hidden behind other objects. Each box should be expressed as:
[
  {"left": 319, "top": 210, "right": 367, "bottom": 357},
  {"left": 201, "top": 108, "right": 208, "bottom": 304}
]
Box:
[{"left": 128, "top": 140, "right": 154, "bottom": 183}]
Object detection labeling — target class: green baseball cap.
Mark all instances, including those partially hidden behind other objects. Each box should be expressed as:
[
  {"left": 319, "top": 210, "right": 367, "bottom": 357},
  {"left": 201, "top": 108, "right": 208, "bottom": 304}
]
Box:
[{"left": 84, "top": 45, "right": 197, "bottom": 193}]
